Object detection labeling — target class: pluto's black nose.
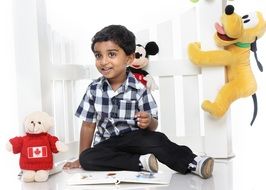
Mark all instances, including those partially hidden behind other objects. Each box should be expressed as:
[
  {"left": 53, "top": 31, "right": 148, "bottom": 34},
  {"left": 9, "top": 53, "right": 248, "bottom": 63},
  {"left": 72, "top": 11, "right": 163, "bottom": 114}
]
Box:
[{"left": 225, "top": 5, "right": 234, "bottom": 15}]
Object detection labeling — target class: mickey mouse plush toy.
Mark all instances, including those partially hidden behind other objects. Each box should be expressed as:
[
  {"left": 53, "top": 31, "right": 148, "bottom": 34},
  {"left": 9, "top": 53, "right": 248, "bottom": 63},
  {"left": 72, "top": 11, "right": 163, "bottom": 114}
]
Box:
[{"left": 128, "top": 41, "right": 159, "bottom": 91}]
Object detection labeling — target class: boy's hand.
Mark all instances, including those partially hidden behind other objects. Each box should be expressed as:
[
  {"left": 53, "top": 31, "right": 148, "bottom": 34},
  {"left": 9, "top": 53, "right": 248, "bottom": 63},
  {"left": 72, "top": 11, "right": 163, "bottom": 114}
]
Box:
[{"left": 135, "top": 112, "right": 152, "bottom": 129}]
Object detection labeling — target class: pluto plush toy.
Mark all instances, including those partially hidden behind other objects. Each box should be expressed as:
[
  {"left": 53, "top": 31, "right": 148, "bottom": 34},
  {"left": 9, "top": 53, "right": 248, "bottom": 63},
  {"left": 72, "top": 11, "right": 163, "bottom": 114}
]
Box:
[
  {"left": 6, "top": 111, "right": 68, "bottom": 182},
  {"left": 128, "top": 41, "right": 159, "bottom": 91},
  {"left": 188, "top": 5, "right": 266, "bottom": 125}
]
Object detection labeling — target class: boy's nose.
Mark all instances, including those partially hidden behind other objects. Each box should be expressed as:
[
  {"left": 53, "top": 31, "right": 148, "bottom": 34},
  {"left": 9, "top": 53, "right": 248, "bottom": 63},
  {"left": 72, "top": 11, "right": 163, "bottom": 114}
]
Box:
[{"left": 100, "top": 56, "right": 109, "bottom": 65}]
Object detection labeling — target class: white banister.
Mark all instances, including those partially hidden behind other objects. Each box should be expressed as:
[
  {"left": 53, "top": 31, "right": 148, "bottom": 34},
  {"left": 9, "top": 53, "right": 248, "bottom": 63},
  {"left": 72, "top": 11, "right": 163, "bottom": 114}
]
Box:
[
  {"left": 156, "top": 21, "right": 177, "bottom": 141},
  {"left": 180, "top": 7, "right": 201, "bottom": 143},
  {"left": 13, "top": 0, "right": 234, "bottom": 164},
  {"left": 36, "top": 0, "right": 79, "bottom": 162},
  {"left": 13, "top": 0, "right": 43, "bottom": 134},
  {"left": 197, "top": 0, "right": 233, "bottom": 158}
]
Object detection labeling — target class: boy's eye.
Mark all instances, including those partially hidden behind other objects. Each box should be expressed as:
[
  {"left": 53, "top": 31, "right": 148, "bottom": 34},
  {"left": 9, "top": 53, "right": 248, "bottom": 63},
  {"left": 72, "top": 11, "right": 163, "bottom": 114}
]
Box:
[
  {"left": 108, "top": 52, "right": 116, "bottom": 58},
  {"left": 94, "top": 53, "right": 101, "bottom": 59}
]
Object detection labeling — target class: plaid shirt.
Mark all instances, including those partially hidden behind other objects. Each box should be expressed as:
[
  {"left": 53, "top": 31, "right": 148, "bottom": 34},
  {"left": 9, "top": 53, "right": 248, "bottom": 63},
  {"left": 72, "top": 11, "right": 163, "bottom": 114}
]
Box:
[{"left": 75, "top": 71, "right": 158, "bottom": 145}]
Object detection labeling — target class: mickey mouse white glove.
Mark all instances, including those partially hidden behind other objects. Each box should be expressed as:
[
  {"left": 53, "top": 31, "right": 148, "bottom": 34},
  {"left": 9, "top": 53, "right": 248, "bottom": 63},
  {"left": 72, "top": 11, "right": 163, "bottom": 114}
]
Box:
[{"left": 144, "top": 74, "right": 158, "bottom": 91}]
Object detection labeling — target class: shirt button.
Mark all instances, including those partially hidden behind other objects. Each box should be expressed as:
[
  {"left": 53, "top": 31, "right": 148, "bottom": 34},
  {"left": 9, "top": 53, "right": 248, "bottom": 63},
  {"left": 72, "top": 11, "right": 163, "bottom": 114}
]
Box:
[{"left": 111, "top": 113, "right": 117, "bottom": 118}]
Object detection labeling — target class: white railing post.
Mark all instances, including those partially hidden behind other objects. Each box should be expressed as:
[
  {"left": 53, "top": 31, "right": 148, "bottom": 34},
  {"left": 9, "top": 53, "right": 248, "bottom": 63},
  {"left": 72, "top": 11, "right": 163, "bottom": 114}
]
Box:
[
  {"left": 36, "top": 0, "right": 54, "bottom": 116},
  {"left": 36, "top": 0, "right": 79, "bottom": 162},
  {"left": 13, "top": 0, "right": 43, "bottom": 134},
  {"left": 156, "top": 21, "right": 177, "bottom": 141},
  {"left": 179, "top": 8, "right": 202, "bottom": 153},
  {"left": 197, "top": 0, "right": 233, "bottom": 158}
]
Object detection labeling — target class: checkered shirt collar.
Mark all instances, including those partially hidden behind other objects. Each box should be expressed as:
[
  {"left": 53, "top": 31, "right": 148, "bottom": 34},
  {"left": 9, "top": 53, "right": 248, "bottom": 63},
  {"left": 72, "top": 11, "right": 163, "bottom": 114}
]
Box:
[{"left": 98, "top": 70, "right": 141, "bottom": 91}]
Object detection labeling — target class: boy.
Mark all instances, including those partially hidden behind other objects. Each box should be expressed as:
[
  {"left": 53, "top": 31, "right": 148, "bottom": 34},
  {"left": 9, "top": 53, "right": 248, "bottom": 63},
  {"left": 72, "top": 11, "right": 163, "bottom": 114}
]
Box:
[{"left": 63, "top": 25, "right": 214, "bottom": 179}]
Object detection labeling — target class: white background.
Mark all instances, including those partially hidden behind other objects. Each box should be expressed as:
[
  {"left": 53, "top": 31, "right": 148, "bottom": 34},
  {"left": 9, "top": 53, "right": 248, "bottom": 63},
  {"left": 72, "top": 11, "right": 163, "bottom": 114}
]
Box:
[
  {"left": 0, "top": 0, "right": 266, "bottom": 187},
  {"left": 44, "top": 0, "right": 266, "bottom": 162}
]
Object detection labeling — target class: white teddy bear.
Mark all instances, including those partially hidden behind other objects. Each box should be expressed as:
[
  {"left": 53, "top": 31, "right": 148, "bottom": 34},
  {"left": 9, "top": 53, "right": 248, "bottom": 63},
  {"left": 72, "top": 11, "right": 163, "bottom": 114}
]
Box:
[{"left": 6, "top": 111, "right": 68, "bottom": 182}]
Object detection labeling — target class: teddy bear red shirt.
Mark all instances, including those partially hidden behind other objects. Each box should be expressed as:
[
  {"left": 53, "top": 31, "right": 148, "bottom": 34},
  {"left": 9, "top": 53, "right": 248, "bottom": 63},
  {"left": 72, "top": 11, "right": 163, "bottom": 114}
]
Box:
[{"left": 9, "top": 132, "right": 59, "bottom": 170}]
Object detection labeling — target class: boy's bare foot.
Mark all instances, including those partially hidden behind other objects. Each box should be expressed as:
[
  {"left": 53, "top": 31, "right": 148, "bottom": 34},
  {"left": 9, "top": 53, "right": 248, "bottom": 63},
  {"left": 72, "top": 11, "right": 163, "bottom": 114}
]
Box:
[{"left": 63, "top": 159, "right": 81, "bottom": 169}]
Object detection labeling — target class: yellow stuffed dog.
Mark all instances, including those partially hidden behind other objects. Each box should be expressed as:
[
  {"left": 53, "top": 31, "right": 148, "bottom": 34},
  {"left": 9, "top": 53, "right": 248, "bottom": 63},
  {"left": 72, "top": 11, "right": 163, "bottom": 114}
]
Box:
[{"left": 188, "top": 5, "right": 266, "bottom": 125}]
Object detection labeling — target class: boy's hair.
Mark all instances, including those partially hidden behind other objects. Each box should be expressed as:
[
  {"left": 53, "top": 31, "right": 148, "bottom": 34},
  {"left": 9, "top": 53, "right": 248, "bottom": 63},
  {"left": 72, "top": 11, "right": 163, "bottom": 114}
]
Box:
[{"left": 91, "top": 25, "right": 136, "bottom": 55}]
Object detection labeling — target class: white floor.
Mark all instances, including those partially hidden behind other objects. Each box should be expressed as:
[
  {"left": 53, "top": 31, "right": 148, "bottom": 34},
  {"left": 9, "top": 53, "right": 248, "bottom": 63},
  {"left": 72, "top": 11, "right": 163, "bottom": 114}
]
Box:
[
  {"left": 3, "top": 109, "right": 266, "bottom": 190},
  {"left": 1, "top": 153, "right": 264, "bottom": 190}
]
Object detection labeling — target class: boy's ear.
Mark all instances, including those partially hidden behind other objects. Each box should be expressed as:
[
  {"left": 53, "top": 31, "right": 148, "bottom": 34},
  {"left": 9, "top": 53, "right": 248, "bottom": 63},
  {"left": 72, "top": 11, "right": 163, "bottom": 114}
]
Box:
[{"left": 127, "top": 53, "right": 135, "bottom": 65}]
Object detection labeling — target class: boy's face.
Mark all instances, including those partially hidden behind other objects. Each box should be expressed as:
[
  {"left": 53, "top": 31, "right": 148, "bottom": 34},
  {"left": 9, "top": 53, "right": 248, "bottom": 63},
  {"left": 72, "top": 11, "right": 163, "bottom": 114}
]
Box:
[{"left": 93, "top": 41, "right": 134, "bottom": 84}]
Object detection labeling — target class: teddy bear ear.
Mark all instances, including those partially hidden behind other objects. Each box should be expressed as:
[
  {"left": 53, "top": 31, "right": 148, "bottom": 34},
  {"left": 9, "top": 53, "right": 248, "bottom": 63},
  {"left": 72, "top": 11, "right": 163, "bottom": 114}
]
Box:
[
  {"left": 23, "top": 115, "right": 30, "bottom": 127},
  {"left": 36, "top": 111, "right": 54, "bottom": 129},
  {"left": 145, "top": 41, "right": 159, "bottom": 56}
]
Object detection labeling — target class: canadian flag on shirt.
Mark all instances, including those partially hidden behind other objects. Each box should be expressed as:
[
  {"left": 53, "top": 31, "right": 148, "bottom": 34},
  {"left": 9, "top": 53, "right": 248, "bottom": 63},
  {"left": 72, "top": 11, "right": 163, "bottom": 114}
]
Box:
[{"left": 27, "top": 146, "right": 48, "bottom": 158}]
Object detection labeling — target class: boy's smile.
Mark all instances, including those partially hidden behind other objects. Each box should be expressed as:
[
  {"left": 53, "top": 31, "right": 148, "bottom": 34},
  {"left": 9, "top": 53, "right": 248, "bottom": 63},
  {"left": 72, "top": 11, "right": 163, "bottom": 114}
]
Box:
[
  {"left": 100, "top": 66, "right": 112, "bottom": 75},
  {"left": 94, "top": 41, "right": 134, "bottom": 89}
]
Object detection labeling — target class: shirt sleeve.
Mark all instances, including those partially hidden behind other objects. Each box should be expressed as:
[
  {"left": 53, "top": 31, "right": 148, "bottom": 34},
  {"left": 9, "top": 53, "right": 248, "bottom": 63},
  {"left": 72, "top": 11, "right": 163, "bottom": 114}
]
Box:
[
  {"left": 9, "top": 136, "right": 23, "bottom": 154},
  {"left": 138, "top": 89, "right": 158, "bottom": 119},
  {"left": 75, "top": 84, "right": 97, "bottom": 123},
  {"left": 47, "top": 134, "right": 59, "bottom": 153}
]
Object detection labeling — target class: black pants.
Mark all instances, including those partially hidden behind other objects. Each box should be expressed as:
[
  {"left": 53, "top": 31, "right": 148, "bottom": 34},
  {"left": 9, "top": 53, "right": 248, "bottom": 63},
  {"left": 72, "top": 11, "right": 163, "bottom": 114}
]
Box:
[{"left": 79, "top": 129, "right": 196, "bottom": 174}]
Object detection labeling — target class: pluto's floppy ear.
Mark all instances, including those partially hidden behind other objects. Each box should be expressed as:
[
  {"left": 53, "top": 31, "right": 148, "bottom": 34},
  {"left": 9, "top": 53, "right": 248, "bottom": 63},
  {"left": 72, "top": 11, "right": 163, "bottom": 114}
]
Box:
[{"left": 251, "top": 37, "right": 263, "bottom": 72}]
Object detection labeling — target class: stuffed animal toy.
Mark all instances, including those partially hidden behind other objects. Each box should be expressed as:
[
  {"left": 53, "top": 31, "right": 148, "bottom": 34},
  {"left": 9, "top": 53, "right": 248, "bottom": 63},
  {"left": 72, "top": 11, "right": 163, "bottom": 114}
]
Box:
[
  {"left": 128, "top": 41, "right": 159, "bottom": 91},
  {"left": 188, "top": 5, "right": 266, "bottom": 125},
  {"left": 6, "top": 111, "right": 68, "bottom": 182}
]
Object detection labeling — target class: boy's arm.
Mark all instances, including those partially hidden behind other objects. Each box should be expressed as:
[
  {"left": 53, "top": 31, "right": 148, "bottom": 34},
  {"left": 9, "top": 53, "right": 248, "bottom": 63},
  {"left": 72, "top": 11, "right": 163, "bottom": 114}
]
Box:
[
  {"left": 63, "top": 121, "right": 96, "bottom": 169},
  {"left": 136, "top": 89, "right": 158, "bottom": 131},
  {"left": 135, "top": 112, "right": 158, "bottom": 131},
  {"left": 79, "top": 121, "right": 96, "bottom": 153},
  {"left": 149, "top": 117, "right": 158, "bottom": 131}
]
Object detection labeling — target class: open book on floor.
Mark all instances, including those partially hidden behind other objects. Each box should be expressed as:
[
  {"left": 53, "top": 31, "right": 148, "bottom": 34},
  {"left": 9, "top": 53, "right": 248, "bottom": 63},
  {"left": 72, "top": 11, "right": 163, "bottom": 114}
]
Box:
[{"left": 68, "top": 171, "right": 173, "bottom": 185}]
